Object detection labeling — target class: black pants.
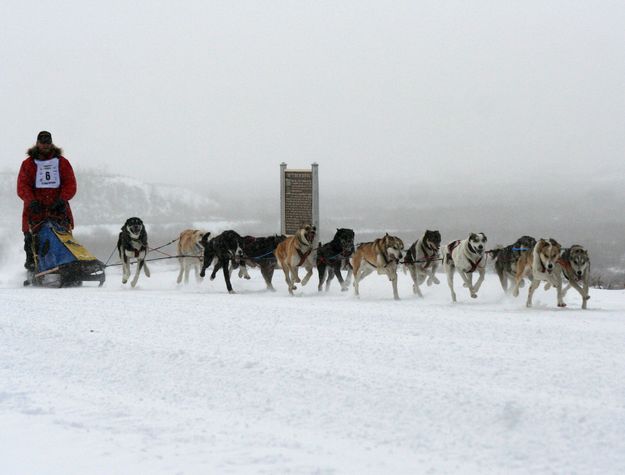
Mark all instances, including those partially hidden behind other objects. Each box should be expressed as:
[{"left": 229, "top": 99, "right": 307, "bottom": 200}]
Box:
[{"left": 24, "top": 232, "right": 35, "bottom": 271}]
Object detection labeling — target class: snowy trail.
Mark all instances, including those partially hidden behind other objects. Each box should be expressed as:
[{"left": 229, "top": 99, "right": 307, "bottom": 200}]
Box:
[{"left": 1, "top": 263, "right": 625, "bottom": 474}]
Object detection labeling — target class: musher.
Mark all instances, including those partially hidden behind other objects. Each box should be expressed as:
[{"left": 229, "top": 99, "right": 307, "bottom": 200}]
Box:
[{"left": 17, "top": 131, "right": 77, "bottom": 272}]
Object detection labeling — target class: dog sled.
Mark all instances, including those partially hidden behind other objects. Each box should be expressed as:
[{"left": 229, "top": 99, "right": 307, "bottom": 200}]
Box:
[{"left": 25, "top": 219, "right": 106, "bottom": 288}]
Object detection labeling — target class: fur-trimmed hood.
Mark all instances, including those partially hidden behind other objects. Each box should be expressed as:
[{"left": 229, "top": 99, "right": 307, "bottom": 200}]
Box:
[{"left": 27, "top": 145, "right": 63, "bottom": 160}]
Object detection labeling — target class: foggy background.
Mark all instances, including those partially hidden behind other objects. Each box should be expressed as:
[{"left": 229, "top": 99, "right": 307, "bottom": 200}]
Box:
[{"left": 1, "top": 1, "right": 624, "bottom": 284}]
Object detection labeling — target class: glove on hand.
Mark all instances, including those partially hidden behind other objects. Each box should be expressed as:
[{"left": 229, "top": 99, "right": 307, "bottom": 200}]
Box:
[
  {"left": 29, "top": 200, "right": 44, "bottom": 214},
  {"left": 50, "top": 198, "right": 67, "bottom": 213}
]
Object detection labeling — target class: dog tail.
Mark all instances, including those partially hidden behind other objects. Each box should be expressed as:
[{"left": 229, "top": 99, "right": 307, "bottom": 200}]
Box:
[{"left": 490, "top": 245, "right": 504, "bottom": 260}]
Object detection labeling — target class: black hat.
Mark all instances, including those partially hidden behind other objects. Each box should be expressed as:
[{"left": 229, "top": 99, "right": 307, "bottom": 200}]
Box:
[{"left": 37, "top": 131, "right": 52, "bottom": 144}]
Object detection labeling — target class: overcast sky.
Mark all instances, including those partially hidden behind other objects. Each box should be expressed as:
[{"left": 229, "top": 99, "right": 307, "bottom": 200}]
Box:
[{"left": 1, "top": 0, "right": 623, "bottom": 190}]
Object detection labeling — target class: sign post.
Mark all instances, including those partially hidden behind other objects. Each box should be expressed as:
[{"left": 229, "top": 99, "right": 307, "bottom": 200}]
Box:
[{"left": 280, "top": 162, "right": 319, "bottom": 236}]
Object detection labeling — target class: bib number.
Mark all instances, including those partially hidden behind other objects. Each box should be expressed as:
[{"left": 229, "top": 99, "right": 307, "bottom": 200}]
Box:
[{"left": 35, "top": 158, "right": 61, "bottom": 188}]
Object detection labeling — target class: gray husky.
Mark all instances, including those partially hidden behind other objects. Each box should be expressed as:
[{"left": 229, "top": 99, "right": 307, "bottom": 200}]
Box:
[
  {"left": 559, "top": 245, "right": 591, "bottom": 309},
  {"left": 491, "top": 235, "right": 537, "bottom": 292}
]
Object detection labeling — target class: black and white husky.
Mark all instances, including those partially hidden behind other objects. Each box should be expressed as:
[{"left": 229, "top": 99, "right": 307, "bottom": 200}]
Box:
[
  {"left": 199, "top": 230, "right": 245, "bottom": 294},
  {"left": 442, "top": 233, "right": 488, "bottom": 302},
  {"left": 117, "top": 217, "right": 150, "bottom": 288},
  {"left": 403, "top": 230, "right": 441, "bottom": 297}
]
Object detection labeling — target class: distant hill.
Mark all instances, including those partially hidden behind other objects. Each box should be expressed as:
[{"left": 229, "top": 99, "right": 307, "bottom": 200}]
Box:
[{"left": 1, "top": 170, "right": 220, "bottom": 228}]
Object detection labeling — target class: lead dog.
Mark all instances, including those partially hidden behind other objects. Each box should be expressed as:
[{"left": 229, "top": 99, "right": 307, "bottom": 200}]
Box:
[
  {"left": 443, "top": 232, "right": 487, "bottom": 302},
  {"left": 559, "top": 244, "right": 590, "bottom": 309},
  {"left": 512, "top": 238, "right": 565, "bottom": 307},
  {"left": 117, "top": 217, "right": 150, "bottom": 288},
  {"left": 316, "top": 228, "right": 355, "bottom": 292},
  {"left": 403, "top": 229, "right": 441, "bottom": 297},
  {"left": 176, "top": 229, "right": 210, "bottom": 284},
  {"left": 199, "top": 230, "right": 245, "bottom": 293},
  {"left": 274, "top": 224, "right": 317, "bottom": 295},
  {"left": 352, "top": 233, "right": 404, "bottom": 300},
  {"left": 490, "top": 235, "right": 537, "bottom": 292}
]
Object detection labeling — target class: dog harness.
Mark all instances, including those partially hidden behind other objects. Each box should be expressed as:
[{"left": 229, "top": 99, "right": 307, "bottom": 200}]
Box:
[
  {"left": 296, "top": 248, "right": 312, "bottom": 267},
  {"left": 465, "top": 256, "right": 483, "bottom": 273},
  {"left": 419, "top": 242, "right": 438, "bottom": 269}
]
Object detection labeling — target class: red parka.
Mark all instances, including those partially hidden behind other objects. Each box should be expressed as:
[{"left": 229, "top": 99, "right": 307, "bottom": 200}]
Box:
[{"left": 17, "top": 145, "right": 77, "bottom": 232}]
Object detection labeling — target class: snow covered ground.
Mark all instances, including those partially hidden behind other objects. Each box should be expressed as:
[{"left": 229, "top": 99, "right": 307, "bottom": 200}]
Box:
[{"left": 1, "top": 258, "right": 625, "bottom": 474}]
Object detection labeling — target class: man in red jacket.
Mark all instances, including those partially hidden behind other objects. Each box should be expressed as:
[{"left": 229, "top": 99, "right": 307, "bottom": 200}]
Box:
[{"left": 17, "top": 131, "right": 77, "bottom": 271}]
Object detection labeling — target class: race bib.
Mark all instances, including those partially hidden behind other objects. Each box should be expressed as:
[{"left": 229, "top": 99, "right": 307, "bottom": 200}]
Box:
[{"left": 35, "top": 158, "right": 61, "bottom": 188}]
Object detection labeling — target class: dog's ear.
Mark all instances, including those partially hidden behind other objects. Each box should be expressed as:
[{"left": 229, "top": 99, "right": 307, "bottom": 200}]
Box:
[
  {"left": 469, "top": 232, "right": 477, "bottom": 240},
  {"left": 481, "top": 233, "right": 487, "bottom": 242}
]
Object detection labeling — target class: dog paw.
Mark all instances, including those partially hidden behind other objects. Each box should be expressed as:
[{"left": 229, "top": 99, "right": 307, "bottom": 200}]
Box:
[
  {"left": 228, "top": 290, "right": 237, "bottom": 294},
  {"left": 341, "top": 287, "right": 348, "bottom": 292},
  {"left": 463, "top": 283, "right": 468, "bottom": 288},
  {"left": 558, "top": 303, "right": 567, "bottom": 307},
  {"left": 471, "top": 293, "right": 478, "bottom": 299},
  {"left": 244, "top": 275, "right": 251, "bottom": 280}
]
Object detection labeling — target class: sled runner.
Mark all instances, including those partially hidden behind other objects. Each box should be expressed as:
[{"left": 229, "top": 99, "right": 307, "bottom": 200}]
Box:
[{"left": 25, "top": 219, "right": 106, "bottom": 287}]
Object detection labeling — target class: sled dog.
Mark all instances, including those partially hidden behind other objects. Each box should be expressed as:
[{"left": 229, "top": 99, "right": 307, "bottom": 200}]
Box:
[
  {"left": 512, "top": 238, "right": 565, "bottom": 307},
  {"left": 176, "top": 229, "right": 210, "bottom": 284},
  {"left": 490, "top": 235, "right": 537, "bottom": 292},
  {"left": 199, "top": 230, "right": 245, "bottom": 293},
  {"left": 403, "top": 230, "right": 441, "bottom": 297},
  {"left": 559, "top": 244, "right": 590, "bottom": 309},
  {"left": 235, "top": 234, "right": 287, "bottom": 291},
  {"left": 316, "top": 228, "right": 355, "bottom": 292},
  {"left": 274, "top": 224, "right": 317, "bottom": 295},
  {"left": 117, "top": 217, "right": 150, "bottom": 288},
  {"left": 352, "top": 234, "right": 404, "bottom": 300},
  {"left": 443, "top": 233, "right": 487, "bottom": 302}
]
